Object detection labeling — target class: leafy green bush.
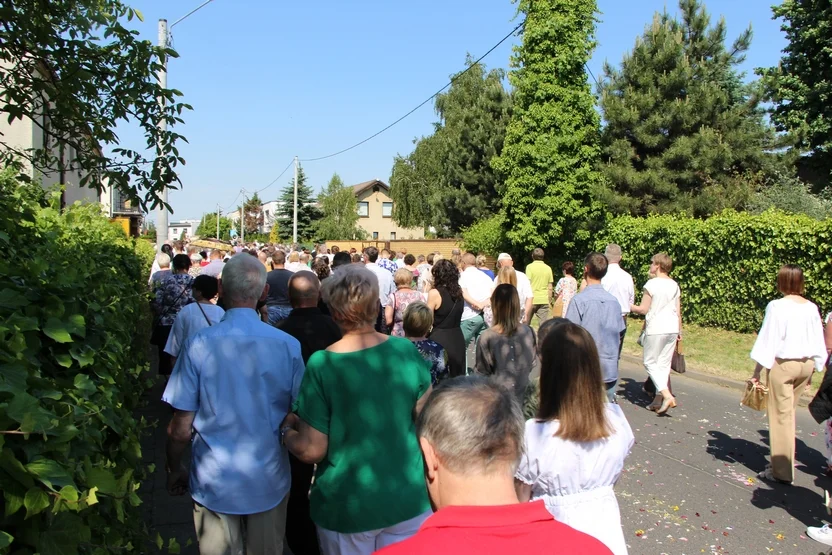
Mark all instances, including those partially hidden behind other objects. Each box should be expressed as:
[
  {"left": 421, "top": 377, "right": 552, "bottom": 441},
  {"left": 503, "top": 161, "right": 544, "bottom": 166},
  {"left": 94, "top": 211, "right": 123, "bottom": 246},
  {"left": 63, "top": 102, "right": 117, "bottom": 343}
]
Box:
[
  {"left": 598, "top": 210, "right": 832, "bottom": 332},
  {"left": 461, "top": 214, "right": 508, "bottom": 256},
  {"left": 0, "top": 170, "right": 153, "bottom": 553},
  {"left": 747, "top": 172, "right": 832, "bottom": 220}
]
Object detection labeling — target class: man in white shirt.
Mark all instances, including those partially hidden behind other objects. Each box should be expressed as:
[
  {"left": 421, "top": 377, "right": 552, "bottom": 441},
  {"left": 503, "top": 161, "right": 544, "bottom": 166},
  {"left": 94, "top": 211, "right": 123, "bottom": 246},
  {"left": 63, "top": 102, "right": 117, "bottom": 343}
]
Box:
[
  {"left": 459, "top": 253, "right": 494, "bottom": 365},
  {"left": 601, "top": 244, "right": 635, "bottom": 356},
  {"left": 495, "top": 253, "right": 534, "bottom": 325},
  {"left": 363, "top": 246, "right": 397, "bottom": 332}
]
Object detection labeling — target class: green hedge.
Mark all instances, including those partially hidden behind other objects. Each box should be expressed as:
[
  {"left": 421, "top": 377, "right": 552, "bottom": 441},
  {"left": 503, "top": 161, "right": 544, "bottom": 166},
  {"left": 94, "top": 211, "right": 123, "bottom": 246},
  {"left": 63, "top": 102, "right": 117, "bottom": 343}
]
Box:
[
  {"left": 0, "top": 171, "right": 154, "bottom": 553},
  {"left": 597, "top": 210, "right": 832, "bottom": 333}
]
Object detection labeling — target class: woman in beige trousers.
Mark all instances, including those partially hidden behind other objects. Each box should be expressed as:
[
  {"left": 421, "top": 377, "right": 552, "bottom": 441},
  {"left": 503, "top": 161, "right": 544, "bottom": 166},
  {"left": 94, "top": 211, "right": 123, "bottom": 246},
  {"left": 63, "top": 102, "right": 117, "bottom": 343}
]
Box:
[{"left": 750, "top": 265, "right": 827, "bottom": 484}]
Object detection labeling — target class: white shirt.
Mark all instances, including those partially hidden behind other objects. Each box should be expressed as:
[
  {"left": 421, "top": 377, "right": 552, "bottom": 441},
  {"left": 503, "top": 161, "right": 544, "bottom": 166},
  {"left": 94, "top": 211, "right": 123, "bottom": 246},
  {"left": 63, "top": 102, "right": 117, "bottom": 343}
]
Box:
[
  {"left": 459, "top": 266, "right": 494, "bottom": 321},
  {"left": 750, "top": 297, "right": 827, "bottom": 371},
  {"left": 602, "top": 263, "right": 635, "bottom": 316},
  {"left": 493, "top": 270, "right": 533, "bottom": 310},
  {"left": 643, "top": 277, "right": 680, "bottom": 335},
  {"left": 515, "top": 404, "right": 634, "bottom": 555},
  {"left": 163, "top": 302, "right": 225, "bottom": 357},
  {"left": 365, "top": 263, "right": 397, "bottom": 307},
  {"left": 149, "top": 259, "right": 161, "bottom": 284},
  {"left": 285, "top": 262, "right": 308, "bottom": 273}
]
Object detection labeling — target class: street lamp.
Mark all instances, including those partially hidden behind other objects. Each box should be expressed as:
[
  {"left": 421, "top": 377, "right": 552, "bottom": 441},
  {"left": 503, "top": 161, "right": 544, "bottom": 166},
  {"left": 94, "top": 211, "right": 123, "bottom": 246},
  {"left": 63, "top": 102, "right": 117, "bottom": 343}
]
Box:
[{"left": 156, "top": 0, "right": 217, "bottom": 249}]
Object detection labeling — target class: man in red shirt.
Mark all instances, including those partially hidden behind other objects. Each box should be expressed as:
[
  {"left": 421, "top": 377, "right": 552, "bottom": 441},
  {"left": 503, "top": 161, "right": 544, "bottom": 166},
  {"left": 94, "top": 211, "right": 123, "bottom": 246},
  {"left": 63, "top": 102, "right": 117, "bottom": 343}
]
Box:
[{"left": 376, "top": 376, "right": 612, "bottom": 555}]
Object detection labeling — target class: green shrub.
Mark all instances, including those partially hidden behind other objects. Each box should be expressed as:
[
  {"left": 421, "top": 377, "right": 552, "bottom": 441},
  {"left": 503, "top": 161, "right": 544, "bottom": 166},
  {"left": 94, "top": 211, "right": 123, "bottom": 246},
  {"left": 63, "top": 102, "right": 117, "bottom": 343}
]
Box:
[
  {"left": 597, "top": 210, "right": 832, "bottom": 333},
  {"left": 461, "top": 214, "right": 508, "bottom": 256},
  {"left": 0, "top": 170, "right": 154, "bottom": 553},
  {"left": 748, "top": 172, "right": 832, "bottom": 220}
]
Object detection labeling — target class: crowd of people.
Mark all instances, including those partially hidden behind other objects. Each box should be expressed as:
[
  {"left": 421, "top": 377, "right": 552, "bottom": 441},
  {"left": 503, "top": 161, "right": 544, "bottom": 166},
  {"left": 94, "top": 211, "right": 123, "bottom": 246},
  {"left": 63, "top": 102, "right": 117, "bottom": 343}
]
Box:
[{"left": 147, "top": 238, "right": 832, "bottom": 553}]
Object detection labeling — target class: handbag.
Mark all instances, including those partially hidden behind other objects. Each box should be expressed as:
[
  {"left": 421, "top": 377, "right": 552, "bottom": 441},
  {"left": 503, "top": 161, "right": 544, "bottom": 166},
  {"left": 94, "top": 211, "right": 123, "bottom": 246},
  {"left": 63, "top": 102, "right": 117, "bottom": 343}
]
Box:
[
  {"left": 671, "top": 340, "right": 686, "bottom": 374},
  {"left": 552, "top": 295, "right": 564, "bottom": 318},
  {"left": 740, "top": 379, "right": 768, "bottom": 412}
]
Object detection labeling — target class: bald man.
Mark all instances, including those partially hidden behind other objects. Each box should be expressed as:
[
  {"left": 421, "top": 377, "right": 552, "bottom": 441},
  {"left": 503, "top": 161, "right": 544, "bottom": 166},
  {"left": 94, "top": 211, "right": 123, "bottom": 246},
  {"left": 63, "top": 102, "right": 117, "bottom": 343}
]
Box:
[{"left": 276, "top": 271, "right": 342, "bottom": 554}]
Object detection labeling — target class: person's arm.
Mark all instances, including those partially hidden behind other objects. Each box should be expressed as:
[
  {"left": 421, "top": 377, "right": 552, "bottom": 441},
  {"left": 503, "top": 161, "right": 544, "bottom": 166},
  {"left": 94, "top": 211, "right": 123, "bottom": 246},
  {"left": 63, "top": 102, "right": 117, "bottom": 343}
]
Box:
[
  {"left": 630, "top": 289, "right": 652, "bottom": 315},
  {"left": 825, "top": 316, "right": 832, "bottom": 355},
  {"left": 514, "top": 480, "right": 532, "bottom": 503},
  {"left": 677, "top": 293, "right": 683, "bottom": 340},
  {"left": 461, "top": 287, "right": 483, "bottom": 311},
  {"left": 414, "top": 385, "right": 433, "bottom": 420},
  {"left": 474, "top": 334, "right": 494, "bottom": 375},
  {"left": 166, "top": 410, "right": 194, "bottom": 495},
  {"left": 426, "top": 288, "right": 442, "bottom": 311},
  {"left": 282, "top": 414, "right": 329, "bottom": 464},
  {"left": 523, "top": 296, "right": 533, "bottom": 325},
  {"left": 385, "top": 293, "right": 395, "bottom": 326}
]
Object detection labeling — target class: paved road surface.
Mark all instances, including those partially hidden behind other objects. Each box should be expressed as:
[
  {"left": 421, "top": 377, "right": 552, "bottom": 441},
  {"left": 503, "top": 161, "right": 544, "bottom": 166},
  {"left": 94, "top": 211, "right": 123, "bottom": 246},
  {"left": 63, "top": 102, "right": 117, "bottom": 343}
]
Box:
[{"left": 615, "top": 357, "right": 830, "bottom": 555}]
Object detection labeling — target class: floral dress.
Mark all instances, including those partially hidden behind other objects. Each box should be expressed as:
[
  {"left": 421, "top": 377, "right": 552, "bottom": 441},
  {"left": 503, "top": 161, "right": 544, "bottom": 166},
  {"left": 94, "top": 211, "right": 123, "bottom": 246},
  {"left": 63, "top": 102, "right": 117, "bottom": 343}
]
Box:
[
  {"left": 555, "top": 276, "right": 578, "bottom": 316},
  {"left": 387, "top": 290, "right": 426, "bottom": 337},
  {"left": 153, "top": 273, "right": 195, "bottom": 326},
  {"left": 410, "top": 339, "right": 448, "bottom": 385}
]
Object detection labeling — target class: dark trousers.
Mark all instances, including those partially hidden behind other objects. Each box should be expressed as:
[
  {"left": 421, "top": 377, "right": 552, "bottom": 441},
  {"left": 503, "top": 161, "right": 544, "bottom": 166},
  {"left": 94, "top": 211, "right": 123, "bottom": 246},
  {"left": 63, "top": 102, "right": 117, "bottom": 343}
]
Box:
[
  {"left": 286, "top": 453, "right": 320, "bottom": 555},
  {"left": 153, "top": 324, "right": 174, "bottom": 376}
]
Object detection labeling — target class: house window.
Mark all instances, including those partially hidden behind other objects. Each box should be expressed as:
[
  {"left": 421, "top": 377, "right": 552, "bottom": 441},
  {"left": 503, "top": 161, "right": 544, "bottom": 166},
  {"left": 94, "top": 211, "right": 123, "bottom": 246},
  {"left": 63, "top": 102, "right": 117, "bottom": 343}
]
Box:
[
  {"left": 390, "top": 232, "right": 396, "bottom": 240},
  {"left": 357, "top": 202, "right": 369, "bottom": 217},
  {"left": 172, "top": 228, "right": 178, "bottom": 236},
  {"left": 372, "top": 231, "right": 379, "bottom": 239},
  {"left": 382, "top": 202, "right": 393, "bottom": 218}
]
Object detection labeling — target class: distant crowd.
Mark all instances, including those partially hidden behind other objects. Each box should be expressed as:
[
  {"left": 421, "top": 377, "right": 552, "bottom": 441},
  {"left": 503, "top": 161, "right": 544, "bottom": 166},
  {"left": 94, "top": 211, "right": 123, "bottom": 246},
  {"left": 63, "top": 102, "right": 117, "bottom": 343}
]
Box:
[{"left": 147, "top": 238, "right": 832, "bottom": 554}]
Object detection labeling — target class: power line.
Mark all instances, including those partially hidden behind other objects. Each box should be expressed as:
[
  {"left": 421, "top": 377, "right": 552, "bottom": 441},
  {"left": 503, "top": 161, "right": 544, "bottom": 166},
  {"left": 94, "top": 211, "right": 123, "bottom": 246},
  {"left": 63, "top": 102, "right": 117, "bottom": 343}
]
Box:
[
  {"left": 299, "top": 20, "right": 525, "bottom": 163},
  {"left": 220, "top": 189, "right": 242, "bottom": 212},
  {"left": 585, "top": 63, "right": 599, "bottom": 88},
  {"left": 254, "top": 158, "right": 295, "bottom": 195}
]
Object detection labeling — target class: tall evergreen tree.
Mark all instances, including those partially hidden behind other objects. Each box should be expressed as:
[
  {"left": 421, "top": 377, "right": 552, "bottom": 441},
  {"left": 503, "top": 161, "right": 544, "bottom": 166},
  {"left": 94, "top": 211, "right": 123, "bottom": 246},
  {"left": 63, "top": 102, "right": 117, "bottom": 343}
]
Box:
[
  {"left": 316, "top": 173, "right": 366, "bottom": 240},
  {"left": 598, "top": 0, "right": 777, "bottom": 216},
  {"left": 277, "top": 164, "right": 321, "bottom": 241},
  {"left": 757, "top": 0, "right": 832, "bottom": 181},
  {"left": 389, "top": 59, "right": 512, "bottom": 235},
  {"left": 491, "top": 0, "right": 603, "bottom": 255}
]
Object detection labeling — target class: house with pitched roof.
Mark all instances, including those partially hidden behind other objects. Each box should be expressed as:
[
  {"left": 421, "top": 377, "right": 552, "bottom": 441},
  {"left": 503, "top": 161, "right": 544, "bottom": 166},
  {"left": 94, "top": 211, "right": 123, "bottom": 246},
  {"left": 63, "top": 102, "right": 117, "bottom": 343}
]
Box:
[{"left": 352, "top": 179, "right": 424, "bottom": 240}]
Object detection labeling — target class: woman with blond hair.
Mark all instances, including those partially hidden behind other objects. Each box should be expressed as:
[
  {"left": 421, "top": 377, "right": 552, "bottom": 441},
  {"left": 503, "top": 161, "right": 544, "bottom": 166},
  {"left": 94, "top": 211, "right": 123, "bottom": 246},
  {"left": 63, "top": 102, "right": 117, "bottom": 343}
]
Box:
[
  {"left": 486, "top": 265, "right": 529, "bottom": 325},
  {"left": 630, "top": 252, "right": 681, "bottom": 415},
  {"left": 516, "top": 322, "right": 634, "bottom": 555},
  {"left": 475, "top": 284, "right": 537, "bottom": 400},
  {"left": 385, "top": 268, "right": 425, "bottom": 337},
  {"left": 750, "top": 264, "right": 826, "bottom": 484},
  {"left": 282, "top": 264, "right": 433, "bottom": 553}
]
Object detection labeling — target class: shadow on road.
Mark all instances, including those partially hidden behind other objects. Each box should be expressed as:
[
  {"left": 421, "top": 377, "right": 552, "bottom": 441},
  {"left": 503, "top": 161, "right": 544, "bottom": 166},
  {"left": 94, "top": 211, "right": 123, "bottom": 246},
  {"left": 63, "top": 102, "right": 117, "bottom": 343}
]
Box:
[
  {"left": 618, "top": 377, "right": 651, "bottom": 409},
  {"left": 707, "top": 429, "right": 830, "bottom": 527}
]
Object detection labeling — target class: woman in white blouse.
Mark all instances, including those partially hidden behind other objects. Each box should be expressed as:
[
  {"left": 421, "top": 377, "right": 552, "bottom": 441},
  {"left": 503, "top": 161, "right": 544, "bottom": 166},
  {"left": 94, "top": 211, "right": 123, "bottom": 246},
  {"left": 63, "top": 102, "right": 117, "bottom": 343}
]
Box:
[
  {"left": 515, "top": 322, "right": 634, "bottom": 555},
  {"left": 750, "top": 264, "right": 826, "bottom": 484},
  {"left": 630, "top": 252, "right": 681, "bottom": 415}
]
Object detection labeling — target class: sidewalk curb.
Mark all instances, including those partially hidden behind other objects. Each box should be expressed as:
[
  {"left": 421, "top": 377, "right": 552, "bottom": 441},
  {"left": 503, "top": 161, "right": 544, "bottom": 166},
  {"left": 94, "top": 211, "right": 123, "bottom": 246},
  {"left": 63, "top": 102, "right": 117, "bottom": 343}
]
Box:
[{"left": 620, "top": 353, "right": 815, "bottom": 407}]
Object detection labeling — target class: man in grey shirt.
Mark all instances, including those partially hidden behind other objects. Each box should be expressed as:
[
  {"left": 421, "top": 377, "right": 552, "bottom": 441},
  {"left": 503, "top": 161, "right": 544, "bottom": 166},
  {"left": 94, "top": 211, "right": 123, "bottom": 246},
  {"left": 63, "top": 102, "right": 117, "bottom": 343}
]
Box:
[{"left": 565, "top": 252, "right": 626, "bottom": 402}]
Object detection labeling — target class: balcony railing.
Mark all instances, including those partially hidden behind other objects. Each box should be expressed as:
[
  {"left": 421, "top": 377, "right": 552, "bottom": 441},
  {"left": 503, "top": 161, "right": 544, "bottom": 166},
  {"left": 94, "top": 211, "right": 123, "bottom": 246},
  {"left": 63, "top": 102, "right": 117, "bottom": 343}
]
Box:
[{"left": 112, "top": 188, "right": 141, "bottom": 215}]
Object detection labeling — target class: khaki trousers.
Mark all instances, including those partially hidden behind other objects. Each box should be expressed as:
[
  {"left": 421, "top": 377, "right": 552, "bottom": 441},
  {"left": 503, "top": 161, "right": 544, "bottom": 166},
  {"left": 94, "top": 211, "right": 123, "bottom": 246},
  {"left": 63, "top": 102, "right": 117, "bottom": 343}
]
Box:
[
  {"left": 193, "top": 494, "right": 288, "bottom": 555},
  {"left": 767, "top": 358, "right": 814, "bottom": 482}
]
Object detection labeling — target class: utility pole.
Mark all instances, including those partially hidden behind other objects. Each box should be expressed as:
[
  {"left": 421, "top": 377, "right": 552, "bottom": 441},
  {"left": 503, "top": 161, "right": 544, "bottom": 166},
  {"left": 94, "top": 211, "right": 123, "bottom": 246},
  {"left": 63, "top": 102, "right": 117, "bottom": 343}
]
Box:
[
  {"left": 293, "top": 156, "right": 299, "bottom": 244},
  {"left": 216, "top": 203, "right": 220, "bottom": 239},
  {"left": 241, "top": 189, "right": 246, "bottom": 245},
  {"left": 155, "top": 19, "right": 169, "bottom": 250}
]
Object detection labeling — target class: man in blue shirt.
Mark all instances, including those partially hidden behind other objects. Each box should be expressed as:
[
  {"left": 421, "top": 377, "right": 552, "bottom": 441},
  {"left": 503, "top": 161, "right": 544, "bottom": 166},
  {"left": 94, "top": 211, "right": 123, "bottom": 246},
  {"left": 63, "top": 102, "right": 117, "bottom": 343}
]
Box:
[
  {"left": 163, "top": 253, "right": 305, "bottom": 555},
  {"left": 565, "top": 252, "right": 626, "bottom": 402}
]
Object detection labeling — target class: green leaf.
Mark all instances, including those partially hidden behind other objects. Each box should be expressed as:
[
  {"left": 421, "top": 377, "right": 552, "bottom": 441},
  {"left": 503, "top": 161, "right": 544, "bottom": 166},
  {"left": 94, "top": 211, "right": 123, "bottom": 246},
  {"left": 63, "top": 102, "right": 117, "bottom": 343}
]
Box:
[
  {"left": 0, "top": 363, "right": 28, "bottom": 393},
  {"left": 73, "top": 374, "right": 96, "bottom": 396},
  {"left": 25, "top": 459, "right": 75, "bottom": 490},
  {"left": 85, "top": 468, "right": 118, "bottom": 494},
  {"left": 7, "top": 392, "right": 54, "bottom": 433},
  {"left": 4, "top": 484, "right": 24, "bottom": 517},
  {"left": 0, "top": 449, "right": 34, "bottom": 488},
  {"left": 58, "top": 485, "right": 79, "bottom": 503},
  {"left": 86, "top": 486, "right": 98, "bottom": 506},
  {"left": 70, "top": 346, "right": 94, "bottom": 368},
  {"left": 55, "top": 353, "right": 73, "bottom": 368},
  {"left": 65, "top": 314, "right": 85, "bottom": 338},
  {"left": 24, "top": 487, "right": 50, "bottom": 519},
  {"left": 0, "top": 288, "right": 29, "bottom": 308},
  {"left": 156, "top": 533, "right": 164, "bottom": 550},
  {"left": 168, "top": 537, "right": 181, "bottom": 554},
  {"left": 42, "top": 317, "right": 72, "bottom": 343},
  {"left": 37, "top": 513, "right": 87, "bottom": 555},
  {"left": 0, "top": 530, "right": 13, "bottom": 548},
  {"left": 133, "top": 8, "right": 145, "bottom": 21}
]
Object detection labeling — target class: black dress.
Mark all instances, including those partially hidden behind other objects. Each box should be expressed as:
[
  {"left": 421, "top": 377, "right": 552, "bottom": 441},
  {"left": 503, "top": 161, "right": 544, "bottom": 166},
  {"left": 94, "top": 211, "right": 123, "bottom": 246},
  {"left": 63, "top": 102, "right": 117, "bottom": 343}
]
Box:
[{"left": 429, "top": 287, "right": 466, "bottom": 377}]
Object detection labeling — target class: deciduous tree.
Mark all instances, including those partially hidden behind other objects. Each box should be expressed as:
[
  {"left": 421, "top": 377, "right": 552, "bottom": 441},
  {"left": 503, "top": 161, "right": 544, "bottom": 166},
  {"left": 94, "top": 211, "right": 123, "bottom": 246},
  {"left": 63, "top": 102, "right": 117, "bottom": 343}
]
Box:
[
  {"left": 0, "top": 0, "right": 191, "bottom": 210},
  {"left": 491, "top": 0, "right": 603, "bottom": 256},
  {"left": 196, "top": 213, "right": 234, "bottom": 240},
  {"left": 316, "top": 173, "right": 366, "bottom": 240}
]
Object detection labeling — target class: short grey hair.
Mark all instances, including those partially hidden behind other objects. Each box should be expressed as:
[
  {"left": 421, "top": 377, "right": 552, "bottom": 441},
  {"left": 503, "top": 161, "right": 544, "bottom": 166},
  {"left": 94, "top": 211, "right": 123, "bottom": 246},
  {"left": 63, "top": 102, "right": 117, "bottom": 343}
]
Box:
[
  {"left": 417, "top": 376, "right": 524, "bottom": 475},
  {"left": 156, "top": 253, "right": 171, "bottom": 268},
  {"left": 604, "top": 243, "right": 623, "bottom": 262},
  {"left": 220, "top": 252, "right": 267, "bottom": 305}
]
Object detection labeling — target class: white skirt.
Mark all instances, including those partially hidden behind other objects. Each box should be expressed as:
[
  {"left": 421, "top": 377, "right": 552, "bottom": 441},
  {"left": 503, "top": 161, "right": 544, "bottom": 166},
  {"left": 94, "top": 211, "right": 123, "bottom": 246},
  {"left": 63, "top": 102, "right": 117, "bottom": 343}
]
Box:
[{"left": 538, "top": 485, "right": 627, "bottom": 555}]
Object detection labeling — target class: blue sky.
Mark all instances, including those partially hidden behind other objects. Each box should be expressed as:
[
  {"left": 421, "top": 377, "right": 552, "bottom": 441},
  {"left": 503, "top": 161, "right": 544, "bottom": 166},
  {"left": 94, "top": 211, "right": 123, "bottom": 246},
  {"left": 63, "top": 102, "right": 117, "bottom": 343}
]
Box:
[{"left": 125, "top": 0, "right": 787, "bottom": 223}]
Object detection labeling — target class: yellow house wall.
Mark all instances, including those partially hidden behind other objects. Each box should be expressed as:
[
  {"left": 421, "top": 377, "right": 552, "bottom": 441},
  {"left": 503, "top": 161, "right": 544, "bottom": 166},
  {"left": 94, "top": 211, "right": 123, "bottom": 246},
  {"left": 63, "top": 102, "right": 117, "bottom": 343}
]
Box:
[{"left": 356, "top": 188, "right": 424, "bottom": 240}]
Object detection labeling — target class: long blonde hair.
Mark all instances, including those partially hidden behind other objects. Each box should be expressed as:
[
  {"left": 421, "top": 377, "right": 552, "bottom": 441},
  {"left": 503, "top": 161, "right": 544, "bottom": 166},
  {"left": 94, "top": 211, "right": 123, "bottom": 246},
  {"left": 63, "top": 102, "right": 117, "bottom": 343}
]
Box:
[{"left": 496, "top": 266, "right": 517, "bottom": 288}]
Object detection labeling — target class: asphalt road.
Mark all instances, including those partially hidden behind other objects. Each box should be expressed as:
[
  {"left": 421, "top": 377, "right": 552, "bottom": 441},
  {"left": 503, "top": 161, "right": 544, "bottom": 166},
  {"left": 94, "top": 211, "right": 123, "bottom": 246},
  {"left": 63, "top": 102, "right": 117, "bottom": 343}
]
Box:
[{"left": 615, "top": 358, "right": 830, "bottom": 555}]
